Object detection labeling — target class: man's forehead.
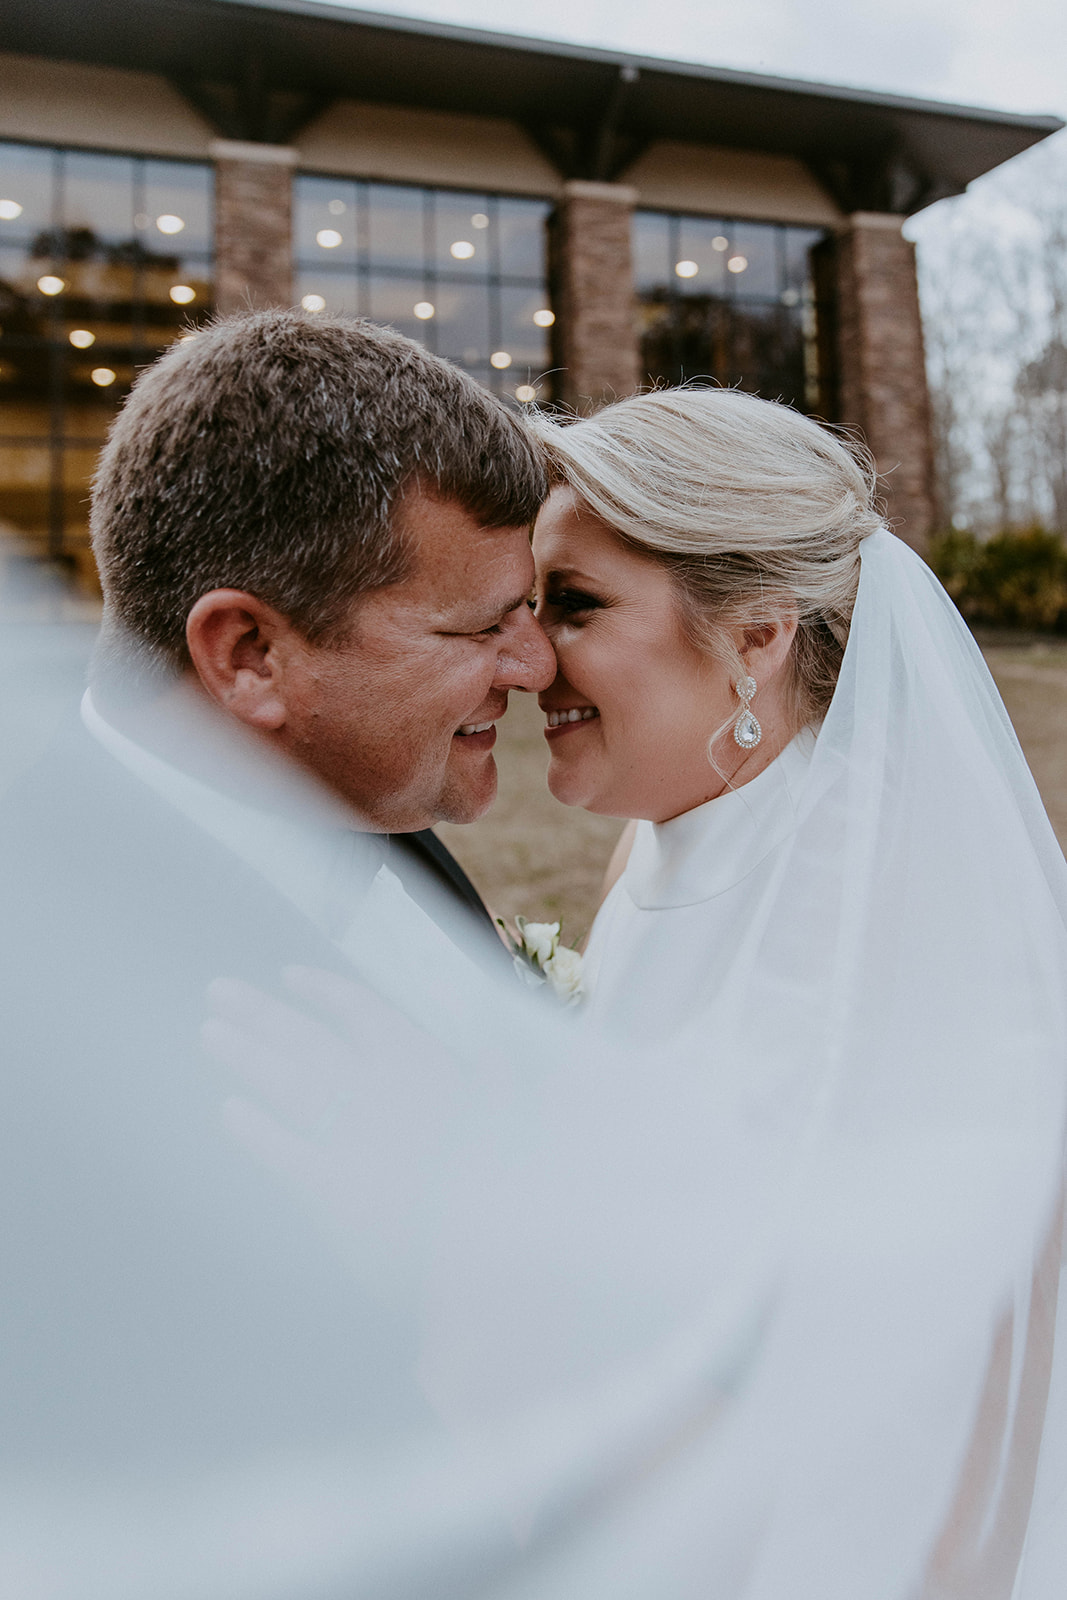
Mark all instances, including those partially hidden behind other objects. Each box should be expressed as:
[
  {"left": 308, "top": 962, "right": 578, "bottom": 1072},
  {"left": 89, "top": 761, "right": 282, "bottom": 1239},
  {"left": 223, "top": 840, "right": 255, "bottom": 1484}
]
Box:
[{"left": 396, "top": 498, "right": 533, "bottom": 602}]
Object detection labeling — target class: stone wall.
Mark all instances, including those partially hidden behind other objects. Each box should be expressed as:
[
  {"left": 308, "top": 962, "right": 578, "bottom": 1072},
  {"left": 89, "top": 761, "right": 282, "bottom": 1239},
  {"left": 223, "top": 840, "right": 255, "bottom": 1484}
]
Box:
[
  {"left": 212, "top": 140, "right": 296, "bottom": 315},
  {"left": 551, "top": 180, "right": 640, "bottom": 411},
  {"left": 833, "top": 213, "right": 935, "bottom": 552}
]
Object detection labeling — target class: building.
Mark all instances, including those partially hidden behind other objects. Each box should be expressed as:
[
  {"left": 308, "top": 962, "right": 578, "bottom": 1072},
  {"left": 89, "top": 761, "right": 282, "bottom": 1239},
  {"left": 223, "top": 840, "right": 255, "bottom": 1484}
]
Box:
[{"left": 1, "top": 0, "right": 1061, "bottom": 582}]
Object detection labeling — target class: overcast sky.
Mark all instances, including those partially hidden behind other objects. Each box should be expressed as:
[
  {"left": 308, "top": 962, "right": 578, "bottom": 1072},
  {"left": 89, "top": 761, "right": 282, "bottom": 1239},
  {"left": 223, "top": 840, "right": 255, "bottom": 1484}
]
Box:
[{"left": 314, "top": 0, "right": 1067, "bottom": 118}]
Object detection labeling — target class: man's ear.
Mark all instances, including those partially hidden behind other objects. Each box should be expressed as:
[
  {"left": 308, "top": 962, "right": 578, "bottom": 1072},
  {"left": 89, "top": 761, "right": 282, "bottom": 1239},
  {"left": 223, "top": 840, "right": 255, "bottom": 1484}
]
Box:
[{"left": 185, "top": 590, "right": 292, "bottom": 731}]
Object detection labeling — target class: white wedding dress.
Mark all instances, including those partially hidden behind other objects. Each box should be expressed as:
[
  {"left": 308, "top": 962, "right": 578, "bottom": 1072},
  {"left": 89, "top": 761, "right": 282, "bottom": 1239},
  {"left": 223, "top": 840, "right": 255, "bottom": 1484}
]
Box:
[
  {"left": 2, "top": 529, "right": 1067, "bottom": 1598},
  {"left": 573, "top": 525, "right": 1067, "bottom": 1597}
]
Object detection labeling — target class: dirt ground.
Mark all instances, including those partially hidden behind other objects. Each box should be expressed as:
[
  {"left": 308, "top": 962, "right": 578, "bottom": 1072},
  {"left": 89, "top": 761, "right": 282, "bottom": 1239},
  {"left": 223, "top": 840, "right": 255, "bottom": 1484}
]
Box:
[{"left": 439, "top": 639, "right": 1067, "bottom": 938}]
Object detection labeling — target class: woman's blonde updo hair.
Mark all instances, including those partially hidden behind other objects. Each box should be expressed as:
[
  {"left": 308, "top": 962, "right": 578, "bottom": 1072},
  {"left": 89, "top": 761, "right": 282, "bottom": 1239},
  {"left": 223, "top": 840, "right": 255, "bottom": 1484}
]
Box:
[{"left": 529, "top": 387, "right": 884, "bottom": 729}]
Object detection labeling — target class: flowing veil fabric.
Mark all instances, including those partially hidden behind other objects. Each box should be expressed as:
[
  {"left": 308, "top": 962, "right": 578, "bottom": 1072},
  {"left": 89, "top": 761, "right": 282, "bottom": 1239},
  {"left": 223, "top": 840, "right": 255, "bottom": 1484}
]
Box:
[{"left": 1, "top": 529, "right": 1066, "bottom": 1596}]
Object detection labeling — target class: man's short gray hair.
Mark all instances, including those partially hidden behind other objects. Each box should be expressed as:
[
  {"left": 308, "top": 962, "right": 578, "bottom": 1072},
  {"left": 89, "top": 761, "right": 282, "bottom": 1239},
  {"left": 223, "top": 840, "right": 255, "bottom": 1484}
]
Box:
[{"left": 91, "top": 310, "right": 547, "bottom": 689}]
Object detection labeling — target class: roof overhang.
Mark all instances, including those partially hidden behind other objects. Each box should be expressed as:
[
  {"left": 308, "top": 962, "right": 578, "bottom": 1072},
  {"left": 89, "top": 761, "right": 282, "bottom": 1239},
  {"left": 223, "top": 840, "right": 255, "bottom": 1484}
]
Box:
[{"left": 4, "top": 0, "right": 1063, "bottom": 214}]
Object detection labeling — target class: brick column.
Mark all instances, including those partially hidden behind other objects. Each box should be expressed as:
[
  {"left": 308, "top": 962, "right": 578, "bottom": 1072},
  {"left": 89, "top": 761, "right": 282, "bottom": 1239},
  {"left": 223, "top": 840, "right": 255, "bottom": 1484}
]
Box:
[
  {"left": 551, "top": 180, "right": 639, "bottom": 411},
  {"left": 211, "top": 139, "right": 296, "bottom": 314},
  {"left": 833, "top": 212, "right": 935, "bottom": 552}
]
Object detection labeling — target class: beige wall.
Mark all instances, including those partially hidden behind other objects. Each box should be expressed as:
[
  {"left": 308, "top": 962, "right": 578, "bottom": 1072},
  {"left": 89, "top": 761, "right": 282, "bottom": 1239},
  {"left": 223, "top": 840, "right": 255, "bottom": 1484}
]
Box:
[
  {"left": 625, "top": 140, "right": 843, "bottom": 224},
  {"left": 297, "top": 99, "right": 561, "bottom": 196},
  {"left": 0, "top": 53, "right": 214, "bottom": 159},
  {"left": 0, "top": 56, "right": 842, "bottom": 228}
]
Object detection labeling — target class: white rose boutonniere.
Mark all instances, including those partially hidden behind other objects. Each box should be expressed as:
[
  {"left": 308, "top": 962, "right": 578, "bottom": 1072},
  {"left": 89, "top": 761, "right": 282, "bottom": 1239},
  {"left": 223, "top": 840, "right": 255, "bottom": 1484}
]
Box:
[{"left": 499, "top": 915, "right": 585, "bottom": 1007}]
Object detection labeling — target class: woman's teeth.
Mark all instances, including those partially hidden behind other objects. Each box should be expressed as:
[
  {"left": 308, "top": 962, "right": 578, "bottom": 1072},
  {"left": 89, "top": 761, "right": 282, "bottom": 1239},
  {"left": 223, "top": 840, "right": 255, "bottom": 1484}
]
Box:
[
  {"left": 546, "top": 707, "right": 599, "bottom": 728},
  {"left": 457, "top": 721, "right": 494, "bottom": 736}
]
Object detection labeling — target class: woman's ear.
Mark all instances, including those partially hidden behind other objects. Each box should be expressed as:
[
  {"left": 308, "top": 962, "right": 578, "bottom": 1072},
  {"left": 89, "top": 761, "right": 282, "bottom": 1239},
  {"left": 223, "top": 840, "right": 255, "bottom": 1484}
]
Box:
[
  {"left": 185, "top": 590, "right": 291, "bottom": 731},
  {"left": 740, "top": 607, "right": 799, "bottom": 684}
]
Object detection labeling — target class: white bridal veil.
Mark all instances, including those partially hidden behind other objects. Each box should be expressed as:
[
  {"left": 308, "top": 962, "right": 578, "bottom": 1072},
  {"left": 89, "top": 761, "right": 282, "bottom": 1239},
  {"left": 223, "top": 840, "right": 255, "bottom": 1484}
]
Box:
[{"left": 0, "top": 528, "right": 1065, "bottom": 1597}]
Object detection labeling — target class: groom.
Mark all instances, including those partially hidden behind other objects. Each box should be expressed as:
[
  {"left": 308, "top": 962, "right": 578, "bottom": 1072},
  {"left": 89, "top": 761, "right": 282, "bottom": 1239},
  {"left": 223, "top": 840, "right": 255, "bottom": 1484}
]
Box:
[
  {"left": 0, "top": 311, "right": 557, "bottom": 1491},
  {"left": 84, "top": 309, "right": 556, "bottom": 949}
]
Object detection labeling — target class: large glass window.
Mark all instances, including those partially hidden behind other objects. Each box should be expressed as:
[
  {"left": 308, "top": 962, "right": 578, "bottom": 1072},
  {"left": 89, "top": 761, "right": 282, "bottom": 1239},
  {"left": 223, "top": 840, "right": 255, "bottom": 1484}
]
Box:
[
  {"left": 0, "top": 141, "right": 214, "bottom": 581},
  {"left": 633, "top": 210, "right": 829, "bottom": 413},
  {"left": 294, "top": 176, "right": 554, "bottom": 406}
]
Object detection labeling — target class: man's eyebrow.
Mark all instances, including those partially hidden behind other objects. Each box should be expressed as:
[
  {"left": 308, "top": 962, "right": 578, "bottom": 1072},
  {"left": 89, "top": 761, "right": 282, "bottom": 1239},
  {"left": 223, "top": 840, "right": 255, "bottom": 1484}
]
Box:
[{"left": 449, "top": 591, "right": 531, "bottom": 630}]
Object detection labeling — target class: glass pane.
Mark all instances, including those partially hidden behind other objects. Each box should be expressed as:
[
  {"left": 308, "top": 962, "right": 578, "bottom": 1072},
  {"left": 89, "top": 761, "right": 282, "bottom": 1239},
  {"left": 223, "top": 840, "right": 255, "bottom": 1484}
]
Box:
[
  {"left": 496, "top": 198, "right": 549, "bottom": 279},
  {"left": 294, "top": 268, "right": 361, "bottom": 318},
  {"left": 434, "top": 281, "right": 491, "bottom": 367},
  {"left": 432, "top": 190, "right": 490, "bottom": 275},
  {"left": 293, "top": 173, "right": 359, "bottom": 268},
  {"left": 632, "top": 212, "right": 672, "bottom": 294},
  {"left": 498, "top": 286, "right": 551, "bottom": 371},
  {"left": 783, "top": 226, "right": 824, "bottom": 296},
  {"left": 0, "top": 442, "right": 52, "bottom": 543},
  {"left": 675, "top": 216, "right": 729, "bottom": 296},
  {"left": 142, "top": 160, "right": 213, "bottom": 259},
  {"left": 0, "top": 142, "right": 54, "bottom": 243},
  {"left": 61, "top": 149, "right": 135, "bottom": 250},
  {"left": 367, "top": 184, "right": 425, "bottom": 271},
  {"left": 368, "top": 273, "right": 428, "bottom": 346},
  {"left": 727, "top": 222, "right": 779, "bottom": 300}
]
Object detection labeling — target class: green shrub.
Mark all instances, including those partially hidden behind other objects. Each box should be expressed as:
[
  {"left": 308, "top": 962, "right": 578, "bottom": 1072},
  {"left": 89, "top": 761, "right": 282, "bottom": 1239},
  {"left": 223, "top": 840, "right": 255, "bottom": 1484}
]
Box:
[{"left": 928, "top": 527, "right": 1067, "bottom": 631}]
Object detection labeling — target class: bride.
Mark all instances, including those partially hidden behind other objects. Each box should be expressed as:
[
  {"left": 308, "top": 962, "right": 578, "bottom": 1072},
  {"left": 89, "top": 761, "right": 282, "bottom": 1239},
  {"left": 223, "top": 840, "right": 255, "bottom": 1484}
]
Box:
[{"left": 529, "top": 386, "right": 1067, "bottom": 1595}]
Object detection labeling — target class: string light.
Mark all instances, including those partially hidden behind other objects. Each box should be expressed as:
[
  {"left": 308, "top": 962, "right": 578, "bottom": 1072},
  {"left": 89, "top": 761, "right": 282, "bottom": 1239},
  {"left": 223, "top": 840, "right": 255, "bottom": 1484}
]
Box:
[
  {"left": 301, "top": 293, "right": 326, "bottom": 312},
  {"left": 37, "top": 276, "right": 64, "bottom": 296},
  {"left": 68, "top": 329, "right": 95, "bottom": 349},
  {"left": 90, "top": 367, "right": 116, "bottom": 387},
  {"left": 316, "top": 229, "right": 342, "bottom": 249},
  {"left": 490, "top": 351, "right": 512, "bottom": 369},
  {"left": 471, "top": 213, "right": 489, "bottom": 229},
  {"left": 169, "top": 285, "right": 196, "bottom": 304},
  {"left": 727, "top": 255, "right": 748, "bottom": 274},
  {"left": 156, "top": 214, "right": 184, "bottom": 235},
  {"left": 0, "top": 200, "right": 23, "bottom": 220},
  {"left": 413, "top": 302, "right": 435, "bottom": 320},
  {"left": 515, "top": 384, "right": 537, "bottom": 403},
  {"left": 450, "top": 240, "right": 475, "bottom": 260},
  {"left": 674, "top": 260, "right": 699, "bottom": 278},
  {"left": 533, "top": 309, "right": 555, "bottom": 327}
]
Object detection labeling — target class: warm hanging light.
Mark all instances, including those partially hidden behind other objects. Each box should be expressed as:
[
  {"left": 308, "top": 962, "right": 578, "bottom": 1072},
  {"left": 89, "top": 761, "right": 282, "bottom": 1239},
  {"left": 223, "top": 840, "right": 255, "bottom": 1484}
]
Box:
[
  {"left": 169, "top": 285, "right": 196, "bottom": 304},
  {"left": 727, "top": 256, "right": 748, "bottom": 274},
  {"left": 0, "top": 199, "right": 23, "bottom": 221},
  {"left": 328, "top": 199, "right": 346, "bottom": 215},
  {"left": 490, "top": 351, "right": 512, "bottom": 369},
  {"left": 533, "top": 309, "right": 555, "bottom": 327},
  {"left": 470, "top": 213, "right": 489, "bottom": 229},
  {"left": 37, "top": 275, "right": 65, "bottom": 296},
  {"left": 450, "top": 240, "right": 475, "bottom": 260},
  {"left": 413, "top": 302, "right": 435, "bottom": 320},
  {"left": 301, "top": 293, "right": 326, "bottom": 313},
  {"left": 91, "top": 367, "right": 116, "bottom": 387},
  {"left": 156, "top": 214, "right": 184, "bottom": 235},
  {"left": 515, "top": 384, "right": 537, "bottom": 403},
  {"left": 712, "top": 236, "right": 728, "bottom": 251},
  {"left": 316, "top": 229, "right": 343, "bottom": 249},
  {"left": 674, "top": 260, "right": 699, "bottom": 279},
  {"left": 68, "top": 329, "right": 96, "bottom": 349}
]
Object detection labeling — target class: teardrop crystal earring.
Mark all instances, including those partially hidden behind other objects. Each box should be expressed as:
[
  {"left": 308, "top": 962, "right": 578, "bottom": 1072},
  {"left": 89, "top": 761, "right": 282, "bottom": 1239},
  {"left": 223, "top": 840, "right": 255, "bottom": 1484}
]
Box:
[{"left": 732, "top": 674, "right": 762, "bottom": 750}]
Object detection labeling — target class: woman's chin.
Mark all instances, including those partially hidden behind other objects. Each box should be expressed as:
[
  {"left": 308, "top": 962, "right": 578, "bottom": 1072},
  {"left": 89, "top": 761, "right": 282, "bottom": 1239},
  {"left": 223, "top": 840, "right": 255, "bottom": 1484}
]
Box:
[{"left": 547, "top": 758, "right": 619, "bottom": 816}]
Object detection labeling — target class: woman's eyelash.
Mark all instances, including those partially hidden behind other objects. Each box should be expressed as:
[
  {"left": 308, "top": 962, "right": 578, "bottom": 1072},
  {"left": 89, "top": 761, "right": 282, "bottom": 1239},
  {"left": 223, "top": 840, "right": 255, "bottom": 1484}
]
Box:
[{"left": 549, "top": 588, "right": 602, "bottom": 614}]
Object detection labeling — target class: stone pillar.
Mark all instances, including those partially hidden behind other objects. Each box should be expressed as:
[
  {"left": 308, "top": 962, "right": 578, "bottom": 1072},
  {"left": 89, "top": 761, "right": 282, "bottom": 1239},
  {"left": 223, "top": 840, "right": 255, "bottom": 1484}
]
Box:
[
  {"left": 833, "top": 212, "right": 936, "bottom": 552},
  {"left": 211, "top": 139, "right": 296, "bottom": 314},
  {"left": 551, "top": 180, "right": 640, "bottom": 411}
]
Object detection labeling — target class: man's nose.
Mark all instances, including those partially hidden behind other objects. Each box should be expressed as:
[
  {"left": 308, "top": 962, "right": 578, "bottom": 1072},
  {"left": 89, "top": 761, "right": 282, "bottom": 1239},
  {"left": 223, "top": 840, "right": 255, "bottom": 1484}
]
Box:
[{"left": 495, "top": 605, "right": 557, "bottom": 692}]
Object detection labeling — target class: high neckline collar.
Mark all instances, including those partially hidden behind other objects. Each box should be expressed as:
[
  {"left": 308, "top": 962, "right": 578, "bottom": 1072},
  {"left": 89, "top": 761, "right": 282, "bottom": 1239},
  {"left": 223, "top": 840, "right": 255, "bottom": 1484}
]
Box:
[{"left": 625, "top": 727, "right": 818, "bottom": 909}]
